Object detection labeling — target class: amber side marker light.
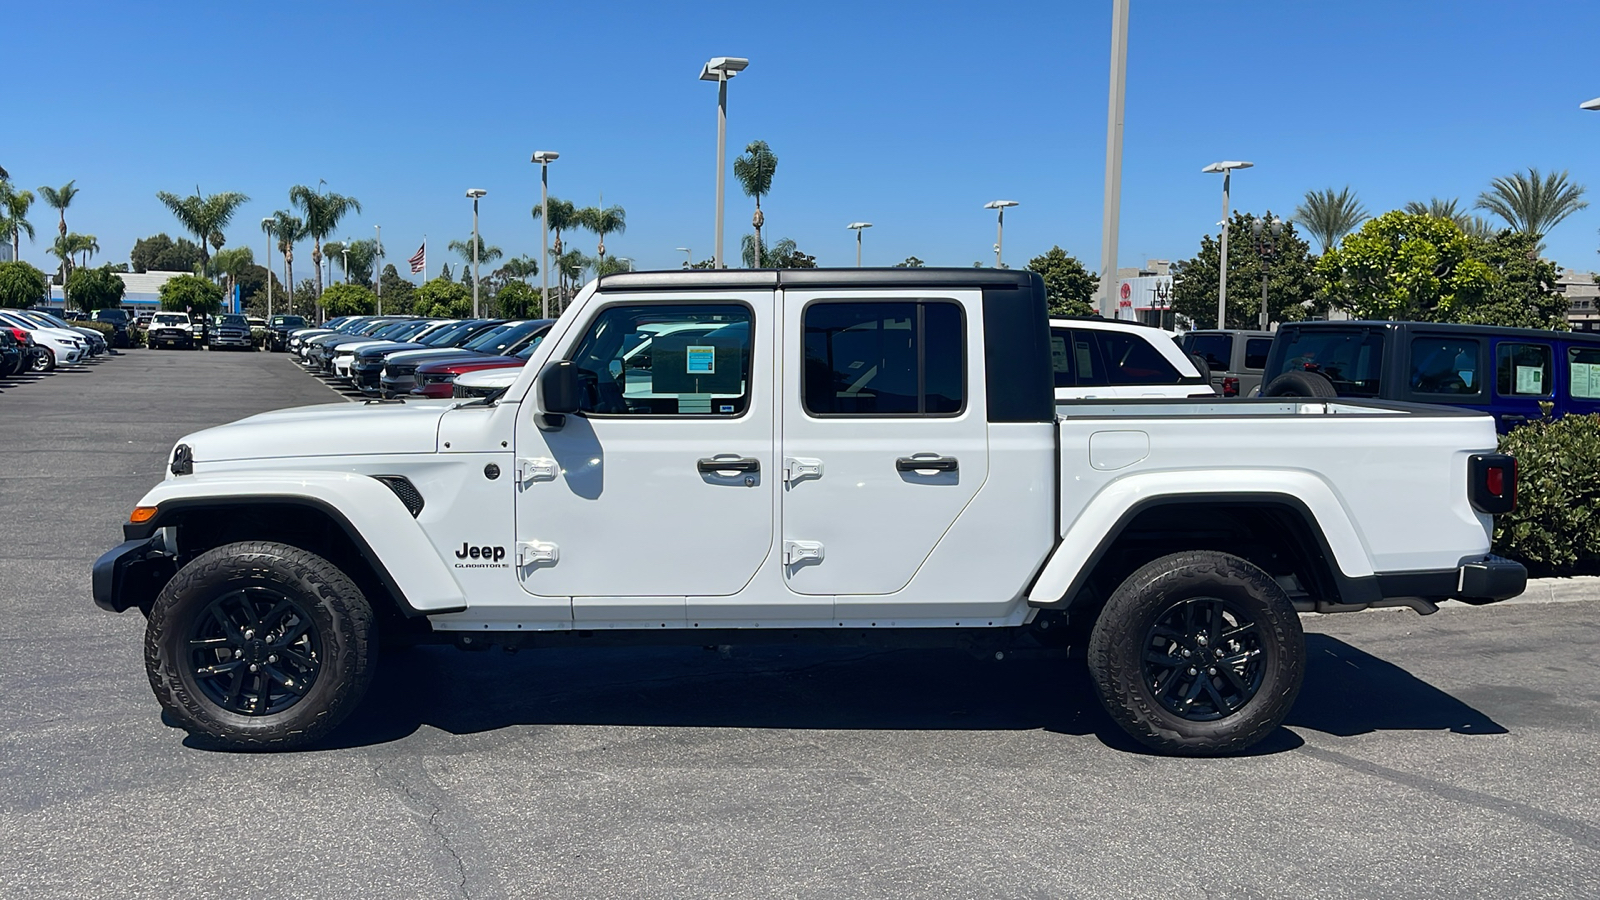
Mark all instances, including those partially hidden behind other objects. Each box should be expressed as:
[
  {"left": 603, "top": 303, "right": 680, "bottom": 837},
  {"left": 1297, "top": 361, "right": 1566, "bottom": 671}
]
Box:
[{"left": 129, "top": 506, "right": 158, "bottom": 524}]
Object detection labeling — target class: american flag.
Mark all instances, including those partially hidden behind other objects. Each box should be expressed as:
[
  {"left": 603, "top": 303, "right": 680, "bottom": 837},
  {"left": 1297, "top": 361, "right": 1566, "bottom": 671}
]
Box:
[{"left": 408, "top": 242, "right": 426, "bottom": 274}]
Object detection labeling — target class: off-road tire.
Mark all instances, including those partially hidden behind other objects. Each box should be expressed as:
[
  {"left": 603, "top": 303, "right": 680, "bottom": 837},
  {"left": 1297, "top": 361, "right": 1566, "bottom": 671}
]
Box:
[
  {"left": 1087, "top": 551, "right": 1304, "bottom": 756},
  {"left": 1263, "top": 369, "right": 1337, "bottom": 398},
  {"left": 144, "top": 541, "right": 377, "bottom": 751}
]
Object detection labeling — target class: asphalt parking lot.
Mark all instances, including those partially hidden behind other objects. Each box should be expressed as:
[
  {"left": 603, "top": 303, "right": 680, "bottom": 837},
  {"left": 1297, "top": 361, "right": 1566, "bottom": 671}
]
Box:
[{"left": 2, "top": 347, "right": 1598, "bottom": 899}]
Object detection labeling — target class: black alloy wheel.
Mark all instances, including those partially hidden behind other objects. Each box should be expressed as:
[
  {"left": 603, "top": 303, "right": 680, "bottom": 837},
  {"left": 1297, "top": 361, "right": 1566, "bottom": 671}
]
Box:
[
  {"left": 186, "top": 587, "right": 322, "bottom": 716},
  {"left": 1141, "top": 595, "right": 1264, "bottom": 721}
]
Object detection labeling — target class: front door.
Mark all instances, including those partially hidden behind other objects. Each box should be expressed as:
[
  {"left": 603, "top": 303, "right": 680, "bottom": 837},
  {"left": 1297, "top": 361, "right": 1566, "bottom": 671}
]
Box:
[
  {"left": 514, "top": 292, "right": 774, "bottom": 622},
  {"left": 779, "top": 290, "right": 988, "bottom": 596}
]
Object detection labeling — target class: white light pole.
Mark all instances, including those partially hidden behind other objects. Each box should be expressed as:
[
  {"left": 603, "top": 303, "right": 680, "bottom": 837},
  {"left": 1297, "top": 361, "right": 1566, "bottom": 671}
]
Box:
[
  {"left": 676, "top": 247, "right": 693, "bottom": 268},
  {"left": 847, "top": 222, "right": 872, "bottom": 267},
  {"left": 618, "top": 257, "right": 635, "bottom": 272},
  {"left": 531, "top": 151, "right": 558, "bottom": 318},
  {"left": 1582, "top": 97, "right": 1600, "bottom": 110},
  {"left": 1098, "top": 0, "right": 1130, "bottom": 317},
  {"left": 374, "top": 224, "right": 382, "bottom": 313},
  {"left": 700, "top": 56, "right": 749, "bottom": 269},
  {"left": 984, "top": 200, "right": 1018, "bottom": 268},
  {"left": 465, "top": 189, "right": 487, "bottom": 317},
  {"left": 341, "top": 241, "right": 350, "bottom": 285},
  {"left": 1202, "top": 161, "right": 1253, "bottom": 329},
  {"left": 261, "top": 218, "right": 273, "bottom": 320}
]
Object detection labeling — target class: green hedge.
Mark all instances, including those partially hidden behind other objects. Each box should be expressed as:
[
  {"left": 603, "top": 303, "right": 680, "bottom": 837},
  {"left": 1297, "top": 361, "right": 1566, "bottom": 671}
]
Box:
[
  {"left": 76, "top": 320, "right": 115, "bottom": 339},
  {"left": 1493, "top": 414, "right": 1600, "bottom": 574}
]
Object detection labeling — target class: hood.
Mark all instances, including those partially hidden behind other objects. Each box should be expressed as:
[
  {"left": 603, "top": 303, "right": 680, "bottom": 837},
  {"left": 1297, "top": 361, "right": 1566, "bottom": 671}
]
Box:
[
  {"left": 357, "top": 341, "right": 430, "bottom": 358},
  {"left": 177, "top": 401, "right": 453, "bottom": 467},
  {"left": 418, "top": 355, "right": 524, "bottom": 374},
  {"left": 384, "top": 347, "right": 484, "bottom": 368}
]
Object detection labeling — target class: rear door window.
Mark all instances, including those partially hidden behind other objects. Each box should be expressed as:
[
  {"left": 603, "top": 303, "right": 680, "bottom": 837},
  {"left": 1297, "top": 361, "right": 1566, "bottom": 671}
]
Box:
[
  {"left": 1184, "top": 334, "right": 1233, "bottom": 372},
  {"left": 803, "top": 301, "right": 963, "bottom": 415},
  {"left": 1568, "top": 347, "right": 1600, "bottom": 399},
  {"left": 1270, "top": 329, "right": 1385, "bottom": 397},
  {"left": 1244, "top": 338, "right": 1272, "bottom": 370},
  {"left": 1093, "top": 331, "right": 1183, "bottom": 385},
  {"left": 1048, "top": 329, "right": 1075, "bottom": 389},
  {"left": 1410, "top": 337, "right": 1483, "bottom": 396},
  {"left": 1495, "top": 343, "right": 1553, "bottom": 397}
]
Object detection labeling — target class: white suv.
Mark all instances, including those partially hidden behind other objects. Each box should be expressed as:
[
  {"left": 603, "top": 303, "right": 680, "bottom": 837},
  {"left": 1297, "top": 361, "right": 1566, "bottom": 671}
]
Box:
[
  {"left": 1049, "top": 318, "right": 1216, "bottom": 400},
  {"left": 0, "top": 309, "right": 85, "bottom": 371}
]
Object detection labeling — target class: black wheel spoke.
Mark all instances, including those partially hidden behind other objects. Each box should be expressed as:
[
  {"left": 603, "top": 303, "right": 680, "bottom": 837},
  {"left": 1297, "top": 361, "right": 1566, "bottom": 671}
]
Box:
[
  {"left": 258, "top": 599, "right": 295, "bottom": 632},
  {"left": 1219, "top": 623, "right": 1257, "bottom": 644},
  {"left": 1141, "top": 593, "right": 1265, "bottom": 723},
  {"left": 1218, "top": 661, "right": 1251, "bottom": 694},
  {"left": 196, "top": 660, "right": 243, "bottom": 678},
  {"left": 280, "top": 648, "right": 316, "bottom": 670},
  {"left": 272, "top": 619, "right": 312, "bottom": 648},
  {"left": 1145, "top": 651, "right": 1180, "bottom": 667},
  {"left": 223, "top": 666, "right": 247, "bottom": 709},
  {"left": 1202, "top": 677, "right": 1234, "bottom": 714},
  {"left": 188, "top": 586, "right": 322, "bottom": 717},
  {"left": 265, "top": 665, "right": 307, "bottom": 695}
]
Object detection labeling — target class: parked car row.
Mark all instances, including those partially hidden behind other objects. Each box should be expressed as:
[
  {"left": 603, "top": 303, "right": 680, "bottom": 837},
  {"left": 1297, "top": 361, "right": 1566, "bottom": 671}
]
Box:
[
  {"left": 0, "top": 307, "right": 111, "bottom": 375},
  {"left": 284, "top": 315, "right": 557, "bottom": 399}
]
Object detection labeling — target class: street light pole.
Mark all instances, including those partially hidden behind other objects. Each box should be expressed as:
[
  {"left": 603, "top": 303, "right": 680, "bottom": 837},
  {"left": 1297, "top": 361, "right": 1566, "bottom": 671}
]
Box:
[
  {"left": 261, "top": 218, "right": 273, "bottom": 320},
  {"left": 984, "top": 201, "right": 1018, "bottom": 268},
  {"left": 1098, "top": 0, "right": 1130, "bottom": 317},
  {"left": 1202, "top": 161, "right": 1253, "bottom": 329},
  {"left": 847, "top": 223, "right": 872, "bottom": 267},
  {"left": 676, "top": 247, "right": 693, "bottom": 268},
  {"left": 375, "top": 224, "right": 382, "bottom": 314},
  {"left": 532, "top": 151, "right": 558, "bottom": 318},
  {"left": 701, "top": 57, "right": 749, "bottom": 269},
  {"left": 1582, "top": 97, "right": 1600, "bottom": 110},
  {"left": 341, "top": 242, "right": 350, "bottom": 285},
  {"left": 466, "top": 189, "right": 487, "bottom": 317},
  {"left": 1252, "top": 216, "right": 1283, "bottom": 331}
]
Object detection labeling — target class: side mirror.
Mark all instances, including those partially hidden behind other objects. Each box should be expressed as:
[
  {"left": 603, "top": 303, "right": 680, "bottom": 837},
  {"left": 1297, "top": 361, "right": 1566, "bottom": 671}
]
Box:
[{"left": 540, "top": 360, "right": 579, "bottom": 414}]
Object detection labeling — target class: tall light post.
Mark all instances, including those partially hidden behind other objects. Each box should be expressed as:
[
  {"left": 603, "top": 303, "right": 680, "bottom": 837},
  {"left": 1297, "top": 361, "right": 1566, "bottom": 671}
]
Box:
[
  {"left": 847, "top": 222, "right": 872, "bottom": 267},
  {"left": 374, "top": 224, "right": 382, "bottom": 313},
  {"left": 1098, "top": 0, "right": 1130, "bottom": 317},
  {"left": 1202, "top": 160, "right": 1253, "bottom": 329},
  {"left": 1582, "top": 97, "right": 1600, "bottom": 110},
  {"left": 261, "top": 217, "right": 273, "bottom": 320},
  {"left": 700, "top": 56, "right": 749, "bottom": 269},
  {"left": 618, "top": 257, "right": 635, "bottom": 272},
  {"left": 465, "top": 189, "right": 487, "bottom": 317},
  {"left": 1251, "top": 216, "right": 1284, "bottom": 331},
  {"left": 984, "top": 200, "right": 1018, "bottom": 268},
  {"left": 341, "top": 241, "right": 351, "bottom": 285},
  {"left": 531, "top": 151, "right": 558, "bottom": 318},
  {"left": 676, "top": 247, "right": 693, "bottom": 268}
]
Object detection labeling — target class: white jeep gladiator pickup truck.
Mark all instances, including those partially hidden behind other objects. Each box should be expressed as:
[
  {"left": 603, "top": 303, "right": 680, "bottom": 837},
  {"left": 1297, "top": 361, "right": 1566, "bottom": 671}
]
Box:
[{"left": 93, "top": 269, "right": 1525, "bottom": 755}]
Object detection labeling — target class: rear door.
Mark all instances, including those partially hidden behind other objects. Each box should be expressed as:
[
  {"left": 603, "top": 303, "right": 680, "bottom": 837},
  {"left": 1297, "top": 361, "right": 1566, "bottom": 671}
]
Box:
[
  {"left": 779, "top": 289, "right": 987, "bottom": 596},
  {"left": 1490, "top": 337, "right": 1555, "bottom": 431}
]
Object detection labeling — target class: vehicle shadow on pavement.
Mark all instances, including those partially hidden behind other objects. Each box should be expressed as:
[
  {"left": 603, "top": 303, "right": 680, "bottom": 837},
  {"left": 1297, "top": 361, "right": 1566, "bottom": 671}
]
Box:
[{"left": 282, "top": 633, "right": 1504, "bottom": 756}]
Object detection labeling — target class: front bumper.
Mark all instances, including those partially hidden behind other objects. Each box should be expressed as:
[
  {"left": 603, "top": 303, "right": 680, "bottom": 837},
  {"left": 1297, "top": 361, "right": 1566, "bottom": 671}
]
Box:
[
  {"left": 92, "top": 535, "right": 178, "bottom": 613},
  {"left": 380, "top": 370, "right": 418, "bottom": 395},
  {"left": 211, "top": 332, "right": 251, "bottom": 347}
]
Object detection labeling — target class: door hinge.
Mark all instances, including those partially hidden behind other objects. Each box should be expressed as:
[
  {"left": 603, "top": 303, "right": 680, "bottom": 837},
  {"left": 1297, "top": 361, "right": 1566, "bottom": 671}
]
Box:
[
  {"left": 516, "top": 541, "right": 560, "bottom": 567},
  {"left": 783, "top": 540, "right": 825, "bottom": 566},
  {"left": 517, "top": 457, "right": 558, "bottom": 484},
  {"left": 783, "top": 457, "right": 823, "bottom": 485}
]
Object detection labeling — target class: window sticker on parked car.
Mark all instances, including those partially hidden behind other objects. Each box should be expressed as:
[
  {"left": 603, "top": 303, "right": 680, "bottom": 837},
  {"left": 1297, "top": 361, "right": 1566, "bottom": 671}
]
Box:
[
  {"left": 1571, "top": 357, "right": 1600, "bottom": 399},
  {"left": 687, "top": 345, "right": 715, "bottom": 374},
  {"left": 1516, "top": 366, "right": 1543, "bottom": 395}
]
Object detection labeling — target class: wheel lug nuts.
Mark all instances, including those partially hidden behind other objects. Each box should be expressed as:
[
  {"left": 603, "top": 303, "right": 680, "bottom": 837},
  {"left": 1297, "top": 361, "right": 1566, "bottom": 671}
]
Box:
[
  {"left": 1188, "top": 667, "right": 1198, "bottom": 676},
  {"left": 233, "top": 649, "right": 242, "bottom": 659},
  {"left": 249, "top": 664, "right": 259, "bottom": 672},
  {"left": 1208, "top": 667, "right": 1217, "bottom": 675},
  {"left": 267, "top": 655, "right": 277, "bottom": 664},
  {"left": 1215, "top": 649, "right": 1224, "bottom": 657},
  {"left": 1181, "top": 649, "right": 1191, "bottom": 658},
  {"left": 244, "top": 630, "right": 254, "bottom": 639}
]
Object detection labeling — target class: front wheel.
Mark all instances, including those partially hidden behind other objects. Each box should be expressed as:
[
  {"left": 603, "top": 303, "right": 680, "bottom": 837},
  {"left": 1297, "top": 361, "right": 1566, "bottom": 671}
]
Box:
[
  {"left": 32, "top": 347, "right": 55, "bottom": 372},
  {"left": 1087, "top": 551, "right": 1304, "bottom": 756},
  {"left": 144, "top": 541, "right": 377, "bottom": 750}
]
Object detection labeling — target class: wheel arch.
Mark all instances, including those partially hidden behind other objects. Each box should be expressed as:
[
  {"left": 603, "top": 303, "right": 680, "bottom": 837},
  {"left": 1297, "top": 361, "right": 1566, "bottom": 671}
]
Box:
[{"left": 1028, "top": 489, "right": 1379, "bottom": 615}]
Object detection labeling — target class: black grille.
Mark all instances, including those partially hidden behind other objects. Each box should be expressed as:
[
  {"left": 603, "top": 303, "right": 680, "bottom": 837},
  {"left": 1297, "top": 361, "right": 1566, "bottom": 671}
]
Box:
[{"left": 373, "top": 475, "right": 424, "bottom": 516}]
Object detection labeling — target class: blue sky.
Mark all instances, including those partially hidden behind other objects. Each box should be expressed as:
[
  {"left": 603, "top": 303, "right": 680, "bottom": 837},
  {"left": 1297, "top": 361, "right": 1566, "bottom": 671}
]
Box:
[{"left": 5, "top": 0, "right": 1600, "bottom": 281}]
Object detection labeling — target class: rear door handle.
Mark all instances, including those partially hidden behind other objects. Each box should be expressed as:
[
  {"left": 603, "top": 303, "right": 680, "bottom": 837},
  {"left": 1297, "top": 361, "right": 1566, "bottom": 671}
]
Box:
[
  {"left": 698, "top": 456, "right": 761, "bottom": 474},
  {"left": 896, "top": 455, "right": 958, "bottom": 473}
]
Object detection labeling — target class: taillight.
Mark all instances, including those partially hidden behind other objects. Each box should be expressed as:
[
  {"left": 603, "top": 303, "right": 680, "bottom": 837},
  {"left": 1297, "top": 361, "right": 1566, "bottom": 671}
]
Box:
[
  {"left": 1222, "top": 377, "right": 1240, "bottom": 397},
  {"left": 1468, "top": 454, "right": 1516, "bottom": 514},
  {"left": 8, "top": 327, "right": 25, "bottom": 342}
]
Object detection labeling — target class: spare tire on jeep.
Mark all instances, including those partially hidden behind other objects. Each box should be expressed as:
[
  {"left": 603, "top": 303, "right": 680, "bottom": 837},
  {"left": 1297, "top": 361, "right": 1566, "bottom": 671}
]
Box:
[{"left": 1263, "top": 370, "right": 1337, "bottom": 398}]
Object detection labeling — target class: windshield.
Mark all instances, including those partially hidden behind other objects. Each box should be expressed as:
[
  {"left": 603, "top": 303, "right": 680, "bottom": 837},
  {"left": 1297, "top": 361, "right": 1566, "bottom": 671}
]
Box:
[
  {"left": 271, "top": 316, "right": 306, "bottom": 328},
  {"left": 513, "top": 329, "right": 552, "bottom": 359},
  {"left": 153, "top": 314, "right": 188, "bottom": 326},
  {"left": 1267, "top": 329, "right": 1385, "bottom": 397},
  {"left": 93, "top": 309, "right": 128, "bottom": 322},
  {"left": 220, "top": 315, "right": 248, "bottom": 326},
  {"left": 463, "top": 322, "right": 522, "bottom": 352},
  {"left": 421, "top": 321, "right": 477, "bottom": 346},
  {"left": 27, "top": 312, "right": 74, "bottom": 328}
]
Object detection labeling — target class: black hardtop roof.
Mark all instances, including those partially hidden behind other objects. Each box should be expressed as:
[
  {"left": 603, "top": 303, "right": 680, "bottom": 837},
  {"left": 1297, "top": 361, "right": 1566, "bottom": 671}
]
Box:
[
  {"left": 1281, "top": 319, "right": 1600, "bottom": 343},
  {"left": 596, "top": 267, "right": 1041, "bottom": 292},
  {"left": 1183, "top": 329, "right": 1274, "bottom": 338}
]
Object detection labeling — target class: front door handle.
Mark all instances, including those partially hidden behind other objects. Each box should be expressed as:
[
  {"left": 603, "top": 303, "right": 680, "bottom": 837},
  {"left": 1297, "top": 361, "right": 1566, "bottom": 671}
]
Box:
[
  {"left": 896, "top": 455, "right": 958, "bottom": 473},
  {"left": 698, "top": 456, "right": 761, "bottom": 474},
  {"left": 1502, "top": 414, "right": 1527, "bottom": 426}
]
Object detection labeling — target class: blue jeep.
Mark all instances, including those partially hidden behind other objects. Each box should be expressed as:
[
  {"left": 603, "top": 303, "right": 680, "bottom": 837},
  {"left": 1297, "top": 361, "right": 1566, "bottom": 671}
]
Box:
[{"left": 1261, "top": 321, "right": 1600, "bottom": 432}]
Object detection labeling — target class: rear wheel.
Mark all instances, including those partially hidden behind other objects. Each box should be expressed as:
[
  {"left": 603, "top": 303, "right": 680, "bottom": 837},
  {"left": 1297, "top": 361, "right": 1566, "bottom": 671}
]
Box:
[
  {"left": 1087, "top": 551, "right": 1304, "bottom": 756},
  {"left": 144, "top": 541, "right": 377, "bottom": 750}
]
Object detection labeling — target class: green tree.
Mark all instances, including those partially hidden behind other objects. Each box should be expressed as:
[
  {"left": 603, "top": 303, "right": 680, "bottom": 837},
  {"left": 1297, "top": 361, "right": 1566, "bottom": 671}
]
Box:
[
  {"left": 262, "top": 211, "right": 303, "bottom": 297},
  {"left": 37, "top": 180, "right": 78, "bottom": 240},
  {"left": 411, "top": 276, "right": 472, "bottom": 318},
  {"left": 1404, "top": 197, "right": 1497, "bottom": 242},
  {"left": 66, "top": 264, "right": 126, "bottom": 312},
  {"left": 893, "top": 256, "right": 925, "bottom": 268},
  {"left": 741, "top": 234, "right": 814, "bottom": 268},
  {"left": 290, "top": 278, "right": 319, "bottom": 318},
  {"left": 0, "top": 260, "right": 47, "bottom": 307},
  {"left": 494, "top": 279, "right": 539, "bottom": 317},
  {"left": 1025, "top": 246, "right": 1098, "bottom": 316},
  {"left": 531, "top": 197, "right": 579, "bottom": 255},
  {"left": 1455, "top": 231, "right": 1569, "bottom": 329},
  {"left": 155, "top": 187, "right": 250, "bottom": 274},
  {"left": 159, "top": 273, "right": 224, "bottom": 315},
  {"left": 212, "top": 247, "right": 255, "bottom": 303},
  {"left": 343, "top": 238, "right": 382, "bottom": 286},
  {"left": 377, "top": 264, "right": 415, "bottom": 314},
  {"left": 131, "top": 233, "right": 204, "bottom": 273},
  {"left": 496, "top": 255, "right": 539, "bottom": 282},
  {"left": 289, "top": 184, "right": 362, "bottom": 299},
  {"left": 1315, "top": 211, "right": 1492, "bottom": 321},
  {"left": 1475, "top": 168, "right": 1588, "bottom": 245},
  {"left": 0, "top": 184, "right": 35, "bottom": 262},
  {"left": 733, "top": 140, "right": 777, "bottom": 263},
  {"left": 577, "top": 204, "right": 626, "bottom": 259},
  {"left": 319, "top": 283, "right": 377, "bottom": 317},
  {"left": 1294, "top": 187, "right": 1369, "bottom": 254},
  {"left": 1173, "top": 211, "right": 1323, "bottom": 329},
  {"left": 447, "top": 236, "right": 503, "bottom": 293}
]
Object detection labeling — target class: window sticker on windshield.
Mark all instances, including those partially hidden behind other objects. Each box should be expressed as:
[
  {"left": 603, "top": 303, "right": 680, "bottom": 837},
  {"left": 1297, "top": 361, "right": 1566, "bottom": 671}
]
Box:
[
  {"left": 686, "top": 345, "right": 715, "bottom": 374},
  {"left": 1516, "top": 365, "right": 1543, "bottom": 394}
]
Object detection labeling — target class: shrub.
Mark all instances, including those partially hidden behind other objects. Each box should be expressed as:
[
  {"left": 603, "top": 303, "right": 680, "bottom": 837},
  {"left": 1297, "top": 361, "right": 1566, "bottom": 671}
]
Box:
[
  {"left": 321, "top": 283, "right": 377, "bottom": 317},
  {"left": 159, "top": 274, "right": 223, "bottom": 315},
  {"left": 1493, "top": 414, "right": 1600, "bottom": 574},
  {"left": 77, "top": 321, "right": 115, "bottom": 339},
  {"left": 0, "top": 261, "right": 48, "bottom": 308}
]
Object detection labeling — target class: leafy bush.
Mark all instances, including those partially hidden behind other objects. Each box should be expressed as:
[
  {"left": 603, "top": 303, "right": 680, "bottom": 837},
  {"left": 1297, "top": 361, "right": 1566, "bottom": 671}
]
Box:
[
  {"left": 159, "top": 274, "right": 223, "bottom": 315},
  {"left": 77, "top": 321, "right": 115, "bottom": 339},
  {"left": 0, "top": 261, "right": 48, "bottom": 308},
  {"left": 1493, "top": 414, "right": 1600, "bottom": 574},
  {"left": 250, "top": 326, "right": 268, "bottom": 348},
  {"left": 66, "top": 266, "right": 127, "bottom": 312},
  {"left": 321, "top": 283, "right": 377, "bottom": 317}
]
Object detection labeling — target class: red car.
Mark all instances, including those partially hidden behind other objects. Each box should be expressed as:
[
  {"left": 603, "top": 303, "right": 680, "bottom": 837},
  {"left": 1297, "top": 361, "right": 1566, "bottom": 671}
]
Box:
[{"left": 410, "top": 355, "right": 527, "bottom": 398}]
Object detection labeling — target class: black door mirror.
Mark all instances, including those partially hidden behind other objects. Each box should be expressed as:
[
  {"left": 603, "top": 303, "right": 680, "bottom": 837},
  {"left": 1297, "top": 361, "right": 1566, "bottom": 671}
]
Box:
[{"left": 540, "top": 360, "right": 580, "bottom": 414}]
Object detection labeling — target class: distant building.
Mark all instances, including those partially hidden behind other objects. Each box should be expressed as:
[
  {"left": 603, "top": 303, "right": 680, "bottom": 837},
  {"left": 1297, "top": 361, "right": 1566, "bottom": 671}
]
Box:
[
  {"left": 0, "top": 243, "right": 12, "bottom": 262},
  {"left": 1112, "top": 260, "right": 1175, "bottom": 328},
  {"left": 1561, "top": 271, "right": 1600, "bottom": 332},
  {"left": 115, "top": 270, "right": 189, "bottom": 308}
]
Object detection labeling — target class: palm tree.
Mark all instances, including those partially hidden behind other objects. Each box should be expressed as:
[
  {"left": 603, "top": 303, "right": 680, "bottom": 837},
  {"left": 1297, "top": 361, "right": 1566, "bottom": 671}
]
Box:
[
  {"left": 323, "top": 240, "right": 346, "bottom": 283},
  {"left": 73, "top": 233, "right": 99, "bottom": 269},
  {"left": 741, "top": 234, "right": 800, "bottom": 268},
  {"left": 263, "top": 211, "right": 303, "bottom": 302},
  {"left": 1293, "top": 187, "right": 1368, "bottom": 254},
  {"left": 49, "top": 234, "right": 96, "bottom": 305},
  {"left": 156, "top": 187, "right": 251, "bottom": 275},
  {"left": 289, "top": 184, "right": 362, "bottom": 298},
  {"left": 447, "top": 236, "right": 503, "bottom": 294},
  {"left": 551, "top": 249, "right": 588, "bottom": 312},
  {"left": 497, "top": 255, "right": 539, "bottom": 283},
  {"left": 1475, "top": 168, "right": 1589, "bottom": 243},
  {"left": 213, "top": 247, "right": 255, "bottom": 301},
  {"left": 1403, "top": 197, "right": 1498, "bottom": 241},
  {"left": 0, "top": 185, "right": 35, "bottom": 262},
  {"left": 733, "top": 140, "right": 778, "bottom": 263},
  {"left": 531, "top": 197, "right": 580, "bottom": 257},
  {"left": 37, "top": 180, "right": 79, "bottom": 240},
  {"left": 576, "top": 203, "right": 626, "bottom": 259}
]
